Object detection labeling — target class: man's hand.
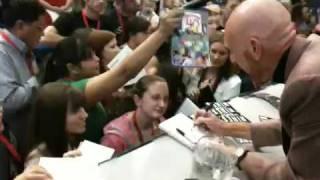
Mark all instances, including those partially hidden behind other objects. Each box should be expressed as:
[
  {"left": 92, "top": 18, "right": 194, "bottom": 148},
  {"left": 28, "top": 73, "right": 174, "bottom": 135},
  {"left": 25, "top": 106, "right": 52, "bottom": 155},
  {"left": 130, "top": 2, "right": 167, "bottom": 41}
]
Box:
[
  {"left": 15, "top": 166, "right": 52, "bottom": 180},
  {"left": 194, "top": 110, "right": 227, "bottom": 136}
]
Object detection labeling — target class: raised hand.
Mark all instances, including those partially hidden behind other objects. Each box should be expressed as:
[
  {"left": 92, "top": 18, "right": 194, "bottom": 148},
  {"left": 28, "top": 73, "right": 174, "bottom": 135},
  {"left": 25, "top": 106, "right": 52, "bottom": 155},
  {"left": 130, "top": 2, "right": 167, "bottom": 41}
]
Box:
[{"left": 158, "top": 9, "right": 184, "bottom": 38}]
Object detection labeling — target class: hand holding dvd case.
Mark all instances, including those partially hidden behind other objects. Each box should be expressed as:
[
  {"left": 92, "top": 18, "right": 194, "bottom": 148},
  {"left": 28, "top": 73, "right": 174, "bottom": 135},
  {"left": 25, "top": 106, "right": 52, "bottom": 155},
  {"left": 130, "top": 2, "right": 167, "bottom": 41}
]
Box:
[{"left": 171, "top": 10, "right": 211, "bottom": 67}]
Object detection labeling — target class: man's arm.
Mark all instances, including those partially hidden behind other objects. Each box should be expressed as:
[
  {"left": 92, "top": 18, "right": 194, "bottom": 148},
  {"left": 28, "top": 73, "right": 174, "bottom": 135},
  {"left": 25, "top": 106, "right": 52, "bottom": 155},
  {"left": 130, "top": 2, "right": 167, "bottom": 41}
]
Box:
[
  {"left": 239, "top": 76, "right": 320, "bottom": 180},
  {"left": 195, "top": 111, "right": 282, "bottom": 147},
  {"left": 0, "top": 52, "right": 38, "bottom": 112}
]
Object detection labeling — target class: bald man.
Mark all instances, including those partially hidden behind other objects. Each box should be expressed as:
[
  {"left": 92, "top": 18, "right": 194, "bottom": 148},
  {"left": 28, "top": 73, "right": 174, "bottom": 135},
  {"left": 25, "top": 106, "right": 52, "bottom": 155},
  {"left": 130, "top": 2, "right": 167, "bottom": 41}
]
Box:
[{"left": 195, "top": 0, "right": 320, "bottom": 179}]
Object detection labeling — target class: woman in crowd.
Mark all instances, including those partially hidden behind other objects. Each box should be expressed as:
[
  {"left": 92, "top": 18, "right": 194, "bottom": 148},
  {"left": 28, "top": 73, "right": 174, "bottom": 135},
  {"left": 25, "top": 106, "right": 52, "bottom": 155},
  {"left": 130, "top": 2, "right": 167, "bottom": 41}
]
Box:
[
  {"left": 42, "top": 9, "right": 183, "bottom": 143},
  {"left": 101, "top": 75, "right": 169, "bottom": 155},
  {"left": 0, "top": 102, "right": 52, "bottom": 180},
  {"left": 25, "top": 83, "right": 87, "bottom": 167},
  {"left": 100, "top": 36, "right": 121, "bottom": 70},
  {"left": 43, "top": 37, "right": 107, "bottom": 144},
  {"left": 196, "top": 37, "right": 253, "bottom": 107},
  {"left": 72, "top": 28, "right": 119, "bottom": 73}
]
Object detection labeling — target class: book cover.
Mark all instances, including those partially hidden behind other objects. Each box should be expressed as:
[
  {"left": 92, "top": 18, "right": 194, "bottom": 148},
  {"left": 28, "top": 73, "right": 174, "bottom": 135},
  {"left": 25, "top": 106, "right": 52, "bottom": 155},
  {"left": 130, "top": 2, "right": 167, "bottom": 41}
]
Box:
[{"left": 171, "top": 10, "right": 211, "bottom": 67}]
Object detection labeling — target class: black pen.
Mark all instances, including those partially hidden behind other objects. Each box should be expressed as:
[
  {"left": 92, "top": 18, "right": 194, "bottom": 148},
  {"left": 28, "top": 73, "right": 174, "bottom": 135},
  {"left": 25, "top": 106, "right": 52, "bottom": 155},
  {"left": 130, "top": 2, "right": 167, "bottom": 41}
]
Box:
[{"left": 176, "top": 128, "right": 195, "bottom": 144}]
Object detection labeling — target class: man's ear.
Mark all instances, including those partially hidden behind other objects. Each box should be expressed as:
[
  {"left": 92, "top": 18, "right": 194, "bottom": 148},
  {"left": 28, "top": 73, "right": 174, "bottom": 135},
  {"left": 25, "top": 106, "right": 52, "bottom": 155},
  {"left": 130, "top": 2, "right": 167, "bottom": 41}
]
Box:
[
  {"left": 67, "top": 63, "right": 80, "bottom": 75},
  {"left": 249, "top": 37, "right": 262, "bottom": 61}
]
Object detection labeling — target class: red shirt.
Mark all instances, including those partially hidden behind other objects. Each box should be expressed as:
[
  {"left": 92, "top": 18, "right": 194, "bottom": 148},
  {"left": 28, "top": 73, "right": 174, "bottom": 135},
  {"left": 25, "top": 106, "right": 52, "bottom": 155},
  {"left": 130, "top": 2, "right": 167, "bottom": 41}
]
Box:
[{"left": 43, "top": 0, "right": 66, "bottom": 6}]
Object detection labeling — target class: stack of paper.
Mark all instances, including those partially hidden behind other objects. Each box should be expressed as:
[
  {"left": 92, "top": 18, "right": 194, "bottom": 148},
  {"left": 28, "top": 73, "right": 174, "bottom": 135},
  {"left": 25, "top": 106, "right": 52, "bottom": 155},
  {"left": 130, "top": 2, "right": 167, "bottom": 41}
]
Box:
[
  {"left": 78, "top": 140, "right": 115, "bottom": 164},
  {"left": 39, "top": 157, "right": 103, "bottom": 180},
  {"left": 39, "top": 140, "right": 115, "bottom": 180}
]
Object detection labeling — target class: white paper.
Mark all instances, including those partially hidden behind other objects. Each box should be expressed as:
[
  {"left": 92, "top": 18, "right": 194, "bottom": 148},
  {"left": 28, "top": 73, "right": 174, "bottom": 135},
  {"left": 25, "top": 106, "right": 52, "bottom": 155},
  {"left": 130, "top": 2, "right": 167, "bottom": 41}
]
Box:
[
  {"left": 228, "top": 83, "right": 284, "bottom": 123},
  {"left": 175, "top": 98, "right": 200, "bottom": 117},
  {"left": 159, "top": 113, "right": 208, "bottom": 149},
  {"left": 78, "top": 140, "right": 115, "bottom": 164},
  {"left": 39, "top": 157, "right": 103, "bottom": 180},
  {"left": 107, "top": 45, "right": 147, "bottom": 86}
]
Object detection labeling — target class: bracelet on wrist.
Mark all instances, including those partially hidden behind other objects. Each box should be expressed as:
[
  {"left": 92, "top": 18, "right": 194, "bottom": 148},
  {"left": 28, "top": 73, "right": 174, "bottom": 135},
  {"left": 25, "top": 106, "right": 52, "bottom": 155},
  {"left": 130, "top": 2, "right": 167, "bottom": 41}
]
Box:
[{"left": 236, "top": 150, "right": 250, "bottom": 170}]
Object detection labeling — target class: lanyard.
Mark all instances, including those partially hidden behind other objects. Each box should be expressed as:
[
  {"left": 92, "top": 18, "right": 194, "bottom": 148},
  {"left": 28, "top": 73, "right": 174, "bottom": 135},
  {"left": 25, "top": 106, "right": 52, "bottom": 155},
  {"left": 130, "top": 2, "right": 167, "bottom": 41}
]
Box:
[
  {"left": 81, "top": 9, "right": 101, "bottom": 30},
  {"left": 132, "top": 111, "right": 157, "bottom": 144},
  {"left": 0, "top": 31, "right": 35, "bottom": 75},
  {"left": 0, "top": 134, "right": 22, "bottom": 163}
]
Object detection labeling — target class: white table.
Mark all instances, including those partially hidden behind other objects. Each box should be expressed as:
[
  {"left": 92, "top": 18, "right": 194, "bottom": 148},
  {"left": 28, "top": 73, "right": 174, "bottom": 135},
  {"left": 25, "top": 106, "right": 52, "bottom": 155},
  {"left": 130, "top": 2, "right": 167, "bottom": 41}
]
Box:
[
  {"left": 99, "top": 135, "right": 285, "bottom": 180},
  {"left": 99, "top": 135, "right": 194, "bottom": 180},
  {"left": 99, "top": 84, "right": 286, "bottom": 180}
]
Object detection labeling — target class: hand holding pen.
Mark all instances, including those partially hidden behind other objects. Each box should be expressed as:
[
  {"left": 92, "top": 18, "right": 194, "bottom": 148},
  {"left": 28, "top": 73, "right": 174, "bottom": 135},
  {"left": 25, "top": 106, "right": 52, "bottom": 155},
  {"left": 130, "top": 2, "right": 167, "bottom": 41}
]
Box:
[{"left": 193, "top": 109, "right": 227, "bottom": 137}]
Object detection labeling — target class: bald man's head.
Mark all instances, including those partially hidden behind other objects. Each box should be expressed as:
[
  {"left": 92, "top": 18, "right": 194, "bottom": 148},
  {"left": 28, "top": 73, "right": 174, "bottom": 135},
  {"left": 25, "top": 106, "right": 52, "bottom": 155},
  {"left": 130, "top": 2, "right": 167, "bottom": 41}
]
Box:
[{"left": 225, "top": 0, "right": 296, "bottom": 87}]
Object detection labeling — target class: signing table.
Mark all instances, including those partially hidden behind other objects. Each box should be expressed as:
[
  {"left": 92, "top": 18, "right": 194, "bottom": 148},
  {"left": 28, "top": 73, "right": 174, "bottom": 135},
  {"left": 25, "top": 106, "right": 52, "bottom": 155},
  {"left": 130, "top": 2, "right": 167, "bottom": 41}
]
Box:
[{"left": 99, "top": 84, "right": 286, "bottom": 180}]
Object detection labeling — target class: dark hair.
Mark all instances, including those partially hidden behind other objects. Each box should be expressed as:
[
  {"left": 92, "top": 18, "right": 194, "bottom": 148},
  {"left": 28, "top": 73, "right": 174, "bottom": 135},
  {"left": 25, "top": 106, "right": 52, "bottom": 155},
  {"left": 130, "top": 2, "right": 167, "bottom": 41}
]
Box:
[
  {"left": 2, "top": 0, "right": 46, "bottom": 28},
  {"left": 291, "top": 3, "right": 304, "bottom": 22},
  {"left": 28, "top": 82, "right": 86, "bottom": 157},
  {"left": 132, "top": 75, "right": 167, "bottom": 98},
  {"left": 200, "top": 40, "right": 234, "bottom": 91},
  {"left": 73, "top": 28, "right": 115, "bottom": 58},
  {"left": 126, "top": 16, "right": 151, "bottom": 37},
  {"left": 72, "top": 28, "right": 115, "bottom": 73},
  {"left": 43, "top": 37, "right": 93, "bottom": 83},
  {"left": 156, "top": 42, "right": 186, "bottom": 118}
]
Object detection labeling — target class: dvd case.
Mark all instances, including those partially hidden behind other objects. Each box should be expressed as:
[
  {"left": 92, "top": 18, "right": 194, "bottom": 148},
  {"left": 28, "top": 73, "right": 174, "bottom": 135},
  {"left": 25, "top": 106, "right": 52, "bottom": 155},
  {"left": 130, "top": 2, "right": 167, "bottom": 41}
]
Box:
[{"left": 171, "top": 10, "right": 211, "bottom": 67}]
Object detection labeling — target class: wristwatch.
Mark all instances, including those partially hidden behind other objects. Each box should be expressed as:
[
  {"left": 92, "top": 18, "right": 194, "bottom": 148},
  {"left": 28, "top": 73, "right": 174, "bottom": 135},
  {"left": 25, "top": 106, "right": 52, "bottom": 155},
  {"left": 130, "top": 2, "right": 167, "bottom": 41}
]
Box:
[{"left": 233, "top": 148, "right": 250, "bottom": 170}]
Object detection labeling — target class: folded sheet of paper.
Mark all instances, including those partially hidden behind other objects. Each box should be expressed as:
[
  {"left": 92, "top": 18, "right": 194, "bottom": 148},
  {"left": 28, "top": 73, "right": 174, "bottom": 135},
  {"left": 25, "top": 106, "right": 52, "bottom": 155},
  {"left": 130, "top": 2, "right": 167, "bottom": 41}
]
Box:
[
  {"left": 39, "top": 141, "right": 114, "bottom": 180},
  {"left": 159, "top": 113, "right": 208, "bottom": 149},
  {"left": 78, "top": 140, "right": 115, "bottom": 164},
  {"left": 39, "top": 157, "right": 103, "bottom": 180}
]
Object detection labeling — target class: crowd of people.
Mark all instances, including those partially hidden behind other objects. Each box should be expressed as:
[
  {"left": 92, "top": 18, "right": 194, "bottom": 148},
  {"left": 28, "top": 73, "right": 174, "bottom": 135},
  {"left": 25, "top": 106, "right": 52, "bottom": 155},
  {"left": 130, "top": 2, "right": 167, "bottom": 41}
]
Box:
[{"left": 1, "top": 0, "right": 320, "bottom": 179}]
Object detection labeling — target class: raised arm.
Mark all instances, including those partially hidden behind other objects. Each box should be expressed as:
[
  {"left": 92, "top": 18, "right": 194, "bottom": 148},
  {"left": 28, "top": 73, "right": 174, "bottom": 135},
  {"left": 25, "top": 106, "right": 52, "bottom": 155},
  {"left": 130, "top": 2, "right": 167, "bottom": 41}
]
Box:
[{"left": 84, "top": 9, "right": 184, "bottom": 105}]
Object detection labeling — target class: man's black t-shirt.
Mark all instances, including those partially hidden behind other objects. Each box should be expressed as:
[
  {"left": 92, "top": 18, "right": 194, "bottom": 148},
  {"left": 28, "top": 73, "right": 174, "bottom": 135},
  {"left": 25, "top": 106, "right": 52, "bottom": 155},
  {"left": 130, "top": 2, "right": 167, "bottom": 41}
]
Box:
[
  {"left": 104, "top": 8, "right": 129, "bottom": 45},
  {"left": 53, "top": 10, "right": 118, "bottom": 36}
]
